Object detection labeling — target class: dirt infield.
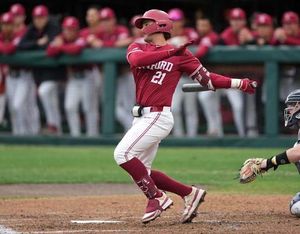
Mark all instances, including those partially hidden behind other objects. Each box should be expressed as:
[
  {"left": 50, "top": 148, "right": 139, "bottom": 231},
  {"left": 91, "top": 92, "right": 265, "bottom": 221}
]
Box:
[{"left": 0, "top": 184, "right": 299, "bottom": 234}]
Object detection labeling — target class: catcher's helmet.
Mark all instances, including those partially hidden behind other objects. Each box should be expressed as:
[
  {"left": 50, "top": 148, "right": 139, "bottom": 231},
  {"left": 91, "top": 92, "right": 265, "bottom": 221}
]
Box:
[
  {"left": 284, "top": 89, "right": 300, "bottom": 128},
  {"left": 134, "top": 9, "right": 172, "bottom": 37}
]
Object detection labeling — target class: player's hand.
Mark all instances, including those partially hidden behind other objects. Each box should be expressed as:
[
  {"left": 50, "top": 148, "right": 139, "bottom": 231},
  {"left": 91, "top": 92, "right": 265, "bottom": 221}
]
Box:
[
  {"left": 172, "top": 40, "right": 194, "bottom": 56},
  {"left": 37, "top": 35, "right": 49, "bottom": 46},
  {"left": 239, "top": 79, "right": 257, "bottom": 94}
]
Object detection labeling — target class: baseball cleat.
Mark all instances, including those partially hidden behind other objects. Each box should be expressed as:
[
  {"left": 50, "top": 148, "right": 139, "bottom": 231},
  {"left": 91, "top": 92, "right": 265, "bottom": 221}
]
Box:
[
  {"left": 181, "top": 186, "right": 206, "bottom": 223},
  {"left": 142, "top": 191, "right": 173, "bottom": 224}
]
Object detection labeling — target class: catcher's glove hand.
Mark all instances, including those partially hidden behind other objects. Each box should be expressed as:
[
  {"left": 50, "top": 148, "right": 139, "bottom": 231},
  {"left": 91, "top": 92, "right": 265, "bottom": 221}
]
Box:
[{"left": 239, "top": 158, "right": 267, "bottom": 184}]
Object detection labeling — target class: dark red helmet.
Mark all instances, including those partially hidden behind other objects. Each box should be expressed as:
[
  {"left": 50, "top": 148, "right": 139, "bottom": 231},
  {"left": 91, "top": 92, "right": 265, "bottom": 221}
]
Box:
[
  {"left": 99, "top": 7, "right": 115, "bottom": 20},
  {"left": 255, "top": 13, "right": 272, "bottom": 26},
  {"left": 1, "top": 12, "right": 14, "bottom": 24},
  {"left": 229, "top": 8, "right": 246, "bottom": 20},
  {"left": 134, "top": 9, "right": 172, "bottom": 36},
  {"left": 62, "top": 16, "right": 79, "bottom": 29},
  {"left": 32, "top": 5, "right": 49, "bottom": 17},
  {"left": 282, "top": 11, "right": 299, "bottom": 24},
  {"left": 130, "top": 15, "right": 142, "bottom": 27},
  {"left": 10, "top": 3, "right": 25, "bottom": 16}
]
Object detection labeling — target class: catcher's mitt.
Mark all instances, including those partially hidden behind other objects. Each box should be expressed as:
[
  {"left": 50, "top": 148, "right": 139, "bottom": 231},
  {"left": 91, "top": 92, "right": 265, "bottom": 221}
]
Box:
[{"left": 239, "top": 158, "right": 267, "bottom": 184}]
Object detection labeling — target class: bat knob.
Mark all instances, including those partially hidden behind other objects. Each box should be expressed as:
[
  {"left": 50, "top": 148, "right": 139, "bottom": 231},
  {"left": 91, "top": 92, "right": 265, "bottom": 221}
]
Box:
[{"left": 250, "top": 81, "right": 257, "bottom": 88}]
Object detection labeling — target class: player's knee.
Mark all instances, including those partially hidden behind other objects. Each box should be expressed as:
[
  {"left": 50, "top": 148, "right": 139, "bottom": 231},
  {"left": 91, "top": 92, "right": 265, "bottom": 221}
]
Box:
[
  {"left": 113, "top": 145, "right": 127, "bottom": 165},
  {"left": 65, "top": 102, "right": 77, "bottom": 114}
]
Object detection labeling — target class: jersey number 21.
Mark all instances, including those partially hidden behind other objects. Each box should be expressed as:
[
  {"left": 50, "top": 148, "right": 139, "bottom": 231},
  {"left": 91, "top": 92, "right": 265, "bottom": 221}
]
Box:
[{"left": 151, "top": 71, "right": 166, "bottom": 85}]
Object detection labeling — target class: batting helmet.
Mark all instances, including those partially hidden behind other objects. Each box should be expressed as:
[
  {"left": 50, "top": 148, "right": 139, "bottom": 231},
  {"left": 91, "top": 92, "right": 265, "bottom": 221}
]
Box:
[
  {"left": 134, "top": 9, "right": 172, "bottom": 37},
  {"left": 284, "top": 89, "right": 300, "bottom": 128}
]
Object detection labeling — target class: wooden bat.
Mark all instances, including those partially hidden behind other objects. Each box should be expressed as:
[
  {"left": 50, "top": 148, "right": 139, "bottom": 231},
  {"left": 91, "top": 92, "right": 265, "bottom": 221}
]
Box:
[{"left": 182, "top": 81, "right": 258, "bottom": 92}]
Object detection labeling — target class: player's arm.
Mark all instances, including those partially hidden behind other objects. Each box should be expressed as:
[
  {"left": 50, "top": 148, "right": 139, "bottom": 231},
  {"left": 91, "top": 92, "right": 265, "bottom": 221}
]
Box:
[
  {"left": 127, "top": 42, "right": 191, "bottom": 67},
  {"left": 239, "top": 145, "right": 300, "bottom": 184},
  {"left": 62, "top": 38, "right": 86, "bottom": 55},
  {"left": 46, "top": 36, "right": 64, "bottom": 57},
  {"left": 181, "top": 50, "right": 256, "bottom": 94}
]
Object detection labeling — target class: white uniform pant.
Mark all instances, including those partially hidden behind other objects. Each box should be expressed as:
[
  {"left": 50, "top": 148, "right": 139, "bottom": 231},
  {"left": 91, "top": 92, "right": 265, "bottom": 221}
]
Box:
[
  {"left": 6, "top": 70, "right": 40, "bottom": 135},
  {"left": 64, "top": 70, "right": 100, "bottom": 137},
  {"left": 0, "top": 94, "right": 5, "bottom": 124},
  {"left": 172, "top": 77, "right": 198, "bottom": 137},
  {"left": 38, "top": 81, "right": 61, "bottom": 132},
  {"left": 198, "top": 89, "right": 245, "bottom": 137},
  {"left": 116, "top": 72, "right": 135, "bottom": 131},
  {"left": 114, "top": 110, "right": 174, "bottom": 173}
]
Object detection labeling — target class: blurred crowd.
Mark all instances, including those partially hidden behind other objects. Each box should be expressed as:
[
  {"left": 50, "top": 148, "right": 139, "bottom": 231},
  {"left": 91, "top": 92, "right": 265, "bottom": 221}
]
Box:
[{"left": 0, "top": 4, "right": 300, "bottom": 137}]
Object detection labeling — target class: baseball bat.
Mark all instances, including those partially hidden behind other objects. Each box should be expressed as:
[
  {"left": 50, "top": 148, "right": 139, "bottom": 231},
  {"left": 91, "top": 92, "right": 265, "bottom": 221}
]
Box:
[{"left": 182, "top": 81, "right": 258, "bottom": 92}]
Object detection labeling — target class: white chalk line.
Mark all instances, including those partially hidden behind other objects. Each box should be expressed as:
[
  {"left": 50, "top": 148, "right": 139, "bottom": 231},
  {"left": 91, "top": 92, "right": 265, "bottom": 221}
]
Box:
[
  {"left": 26, "top": 230, "right": 138, "bottom": 234},
  {"left": 0, "top": 225, "right": 20, "bottom": 234}
]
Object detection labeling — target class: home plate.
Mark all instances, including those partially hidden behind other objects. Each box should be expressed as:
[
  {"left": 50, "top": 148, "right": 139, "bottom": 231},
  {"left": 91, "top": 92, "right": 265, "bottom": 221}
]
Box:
[{"left": 71, "top": 220, "right": 124, "bottom": 224}]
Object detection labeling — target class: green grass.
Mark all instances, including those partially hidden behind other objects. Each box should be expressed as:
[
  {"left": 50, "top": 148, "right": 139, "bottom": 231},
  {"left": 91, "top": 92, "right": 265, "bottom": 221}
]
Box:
[{"left": 0, "top": 145, "right": 299, "bottom": 194}]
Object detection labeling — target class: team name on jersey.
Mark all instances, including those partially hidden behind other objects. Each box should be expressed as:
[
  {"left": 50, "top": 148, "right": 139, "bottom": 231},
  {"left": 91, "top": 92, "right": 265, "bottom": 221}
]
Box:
[{"left": 139, "top": 60, "right": 174, "bottom": 72}]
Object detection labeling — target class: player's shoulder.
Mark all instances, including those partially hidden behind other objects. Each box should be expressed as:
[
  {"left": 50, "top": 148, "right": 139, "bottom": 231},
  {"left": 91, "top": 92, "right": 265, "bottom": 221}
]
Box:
[
  {"left": 221, "top": 27, "right": 232, "bottom": 37},
  {"left": 80, "top": 28, "right": 89, "bottom": 36},
  {"left": 128, "top": 41, "right": 147, "bottom": 50}
]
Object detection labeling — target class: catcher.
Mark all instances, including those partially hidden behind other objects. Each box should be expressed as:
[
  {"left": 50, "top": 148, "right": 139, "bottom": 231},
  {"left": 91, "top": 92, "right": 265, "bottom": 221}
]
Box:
[{"left": 239, "top": 89, "right": 300, "bottom": 184}]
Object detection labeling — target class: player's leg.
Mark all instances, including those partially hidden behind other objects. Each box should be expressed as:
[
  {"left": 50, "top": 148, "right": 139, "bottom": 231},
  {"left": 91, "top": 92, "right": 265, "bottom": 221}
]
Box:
[
  {"left": 182, "top": 83, "right": 199, "bottom": 137},
  {"left": 38, "top": 80, "right": 61, "bottom": 134},
  {"left": 64, "top": 79, "right": 82, "bottom": 136},
  {"left": 114, "top": 112, "right": 174, "bottom": 223},
  {"left": 82, "top": 71, "right": 99, "bottom": 137},
  {"left": 245, "top": 93, "right": 258, "bottom": 137},
  {"left": 198, "top": 91, "right": 223, "bottom": 137},
  {"left": 24, "top": 71, "right": 40, "bottom": 135},
  {"left": 225, "top": 89, "right": 245, "bottom": 137},
  {"left": 0, "top": 94, "right": 5, "bottom": 124},
  {"left": 6, "top": 75, "right": 19, "bottom": 134},
  {"left": 139, "top": 140, "right": 206, "bottom": 223},
  {"left": 171, "top": 79, "right": 184, "bottom": 136},
  {"left": 115, "top": 73, "right": 133, "bottom": 131}
]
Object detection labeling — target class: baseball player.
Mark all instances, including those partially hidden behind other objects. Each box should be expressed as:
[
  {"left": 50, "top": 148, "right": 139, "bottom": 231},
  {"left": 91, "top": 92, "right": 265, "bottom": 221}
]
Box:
[
  {"left": 115, "top": 15, "right": 141, "bottom": 131},
  {"left": 273, "top": 12, "right": 300, "bottom": 103},
  {"left": 0, "top": 65, "right": 7, "bottom": 124},
  {"left": 239, "top": 89, "right": 300, "bottom": 186},
  {"left": 19, "top": 5, "right": 63, "bottom": 135},
  {"left": 168, "top": 8, "right": 200, "bottom": 137},
  {"left": 10, "top": 3, "right": 27, "bottom": 35},
  {"left": 195, "top": 17, "right": 223, "bottom": 137},
  {"left": 220, "top": 8, "right": 255, "bottom": 137},
  {"left": 1, "top": 12, "right": 40, "bottom": 135},
  {"left": 47, "top": 16, "right": 99, "bottom": 137},
  {"left": 114, "top": 9, "right": 256, "bottom": 224}
]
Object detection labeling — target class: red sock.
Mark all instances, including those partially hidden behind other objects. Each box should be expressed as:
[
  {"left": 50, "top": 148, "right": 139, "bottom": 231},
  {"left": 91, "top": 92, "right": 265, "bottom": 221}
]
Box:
[
  {"left": 120, "top": 157, "right": 162, "bottom": 199},
  {"left": 150, "top": 170, "right": 192, "bottom": 198}
]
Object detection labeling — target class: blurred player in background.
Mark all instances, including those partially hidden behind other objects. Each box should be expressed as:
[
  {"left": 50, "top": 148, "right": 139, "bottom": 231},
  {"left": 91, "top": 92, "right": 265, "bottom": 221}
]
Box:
[
  {"left": 1, "top": 12, "right": 39, "bottom": 135},
  {"left": 115, "top": 15, "right": 139, "bottom": 131},
  {"left": 274, "top": 11, "right": 300, "bottom": 102},
  {"left": 195, "top": 17, "right": 223, "bottom": 137},
  {"left": 47, "top": 16, "right": 99, "bottom": 137},
  {"left": 220, "top": 8, "right": 251, "bottom": 137},
  {"left": 10, "top": 3, "right": 26, "bottom": 35},
  {"left": 19, "top": 5, "right": 64, "bottom": 135},
  {"left": 168, "top": 8, "right": 199, "bottom": 137},
  {"left": 0, "top": 64, "right": 7, "bottom": 125},
  {"left": 249, "top": 13, "right": 274, "bottom": 45},
  {"left": 114, "top": 9, "right": 256, "bottom": 224}
]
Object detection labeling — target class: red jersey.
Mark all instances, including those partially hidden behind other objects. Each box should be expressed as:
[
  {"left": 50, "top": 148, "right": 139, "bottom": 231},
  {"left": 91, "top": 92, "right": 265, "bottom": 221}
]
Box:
[
  {"left": 97, "top": 25, "right": 129, "bottom": 47},
  {"left": 0, "top": 27, "right": 25, "bottom": 54},
  {"left": 127, "top": 42, "right": 220, "bottom": 107},
  {"left": 80, "top": 26, "right": 102, "bottom": 39},
  {"left": 220, "top": 27, "right": 250, "bottom": 45},
  {"left": 195, "top": 31, "right": 219, "bottom": 58},
  {"left": 277, "top": 30, "right": 300, "bottom": 45}
]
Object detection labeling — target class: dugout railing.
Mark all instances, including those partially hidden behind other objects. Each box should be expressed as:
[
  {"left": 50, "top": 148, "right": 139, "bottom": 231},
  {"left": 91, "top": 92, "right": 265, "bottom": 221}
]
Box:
[{"left": 0, "top": 45, "right": 298, "bottom": 139}]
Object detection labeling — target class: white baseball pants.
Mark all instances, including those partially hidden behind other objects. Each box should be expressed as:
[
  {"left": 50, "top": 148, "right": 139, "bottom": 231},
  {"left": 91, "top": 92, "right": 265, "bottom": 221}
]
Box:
[
  {"left": 172, "top": 77, "right": 199, "bottom": 137},
  {"left": 38, "top": 81, "right": 61, "bottom": 132},
  {"left": 6, "top": 70, "right": 40, "bottom": 135},
  {"left": 116, "top": 71, "right": 135, "bottom": 131},
  {"left": 64, "top": 69, "right": 100, "bottom": 137},
  {"left": 0, "top": 94, "right": 5, "bottom": 124},
  {"left": 114, "top": 108, "right": 174, "bottom": 173}
]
